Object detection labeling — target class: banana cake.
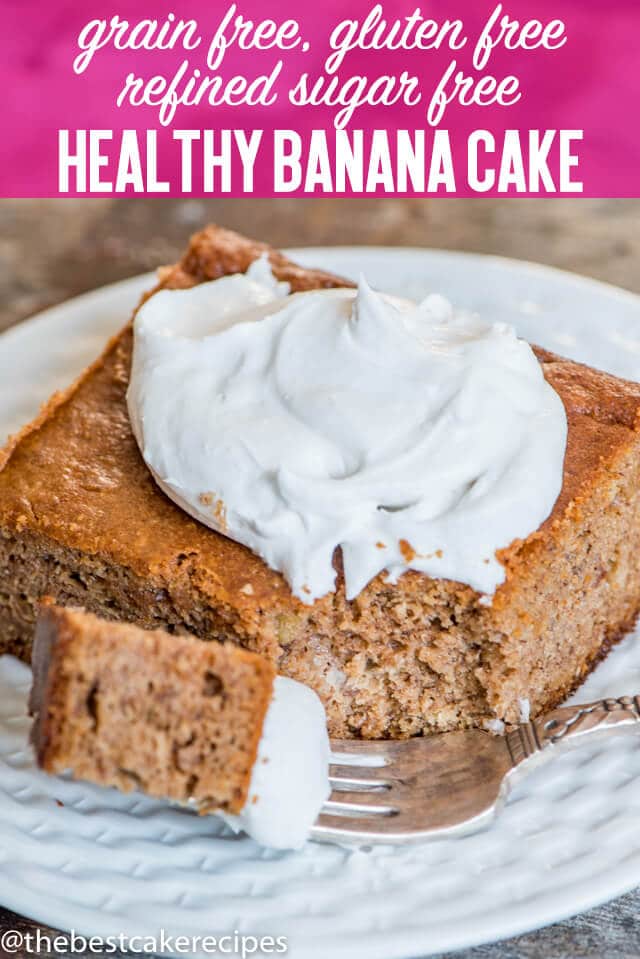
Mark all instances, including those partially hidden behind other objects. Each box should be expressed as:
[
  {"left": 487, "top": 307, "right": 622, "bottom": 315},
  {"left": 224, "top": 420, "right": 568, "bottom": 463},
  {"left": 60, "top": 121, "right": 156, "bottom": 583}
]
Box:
[
  {"left": 3, "top": 226, "right": 640, "bottom": 738},
  {"left": 30, "top": 602, "right": 329, "bottom": 847},
  {"left": 31, "top": 602, "right": 275, "bottom": 812}
]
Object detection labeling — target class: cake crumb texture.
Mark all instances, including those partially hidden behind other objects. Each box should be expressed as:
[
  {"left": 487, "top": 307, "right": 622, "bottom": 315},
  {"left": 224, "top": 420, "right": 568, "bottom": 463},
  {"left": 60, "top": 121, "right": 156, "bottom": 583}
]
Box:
[{"left": 30, "top": 603, "right": 276, "bottom": 813}]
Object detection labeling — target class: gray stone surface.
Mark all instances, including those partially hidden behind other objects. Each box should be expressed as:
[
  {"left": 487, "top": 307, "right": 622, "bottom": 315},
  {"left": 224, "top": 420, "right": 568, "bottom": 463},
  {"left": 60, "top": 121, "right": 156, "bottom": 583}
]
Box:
[
  {"left": 1, "top": 198, "right": 639, "bottom": 958},
  {"left": 433, "top": 890, "right": 640, "bottom": 958}
]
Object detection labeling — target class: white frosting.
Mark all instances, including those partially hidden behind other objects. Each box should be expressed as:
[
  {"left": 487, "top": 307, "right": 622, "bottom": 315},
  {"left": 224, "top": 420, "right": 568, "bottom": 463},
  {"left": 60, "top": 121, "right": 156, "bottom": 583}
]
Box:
[
  {"left": 128, "top": 257, "right": 567, "bottom": 603},
  {"left": 484, "top": 718, "right": 505, "bottom": 736},
  {"left": 518, "top": 697, "right": 531, "bottom": 723},
  {"left": 220, "top": 676, "right": 330, "bottom": 849}
]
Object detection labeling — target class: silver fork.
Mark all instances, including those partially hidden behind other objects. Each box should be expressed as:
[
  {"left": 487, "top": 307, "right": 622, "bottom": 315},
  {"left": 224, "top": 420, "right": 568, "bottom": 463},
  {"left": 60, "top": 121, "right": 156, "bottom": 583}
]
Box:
[{"left": 311, "top": 695, "right": 640, "bottom": 845}]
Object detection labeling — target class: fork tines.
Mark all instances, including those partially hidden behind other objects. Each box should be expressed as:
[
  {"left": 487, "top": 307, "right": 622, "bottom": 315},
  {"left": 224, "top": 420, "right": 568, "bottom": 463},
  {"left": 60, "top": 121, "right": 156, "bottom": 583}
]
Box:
[{"left": 312, "top": 743, "right": 401, "bottom": 842}]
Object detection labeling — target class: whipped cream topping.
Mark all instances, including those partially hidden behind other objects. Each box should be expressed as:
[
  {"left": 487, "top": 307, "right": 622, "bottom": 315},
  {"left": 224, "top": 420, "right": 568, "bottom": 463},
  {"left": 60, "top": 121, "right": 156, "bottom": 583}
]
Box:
[
  {"left": 128, "top": 257, "right": 567, "bottom": 603},
  {"left": 220, "top": 676, "right": 330, "bottom": 849}
]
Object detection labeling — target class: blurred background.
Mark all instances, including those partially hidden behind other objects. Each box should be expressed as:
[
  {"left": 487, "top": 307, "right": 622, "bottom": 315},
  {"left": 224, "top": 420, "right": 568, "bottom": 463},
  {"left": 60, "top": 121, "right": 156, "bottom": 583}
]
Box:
[{"left": 1, "top": 198, "right": 639, "bottom": 334}]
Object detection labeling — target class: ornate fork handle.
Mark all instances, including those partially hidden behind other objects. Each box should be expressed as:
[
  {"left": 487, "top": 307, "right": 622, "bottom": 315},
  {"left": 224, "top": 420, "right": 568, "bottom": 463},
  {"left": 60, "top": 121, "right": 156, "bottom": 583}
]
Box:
[{"left": 506, "top": 695, "right": 640, "bottom": 766}]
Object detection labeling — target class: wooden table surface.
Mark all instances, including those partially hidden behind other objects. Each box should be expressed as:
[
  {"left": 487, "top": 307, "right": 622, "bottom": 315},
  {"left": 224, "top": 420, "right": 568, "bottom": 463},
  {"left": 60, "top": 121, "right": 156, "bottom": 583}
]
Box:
[{"left": 1, "top": 197, "right": 640, "bottom": 958}]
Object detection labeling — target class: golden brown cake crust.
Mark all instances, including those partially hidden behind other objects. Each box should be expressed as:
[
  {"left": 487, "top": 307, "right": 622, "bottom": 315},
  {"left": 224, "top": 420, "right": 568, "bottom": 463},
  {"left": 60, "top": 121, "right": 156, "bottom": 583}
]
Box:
[
  {"left": 30, "top": 602, "right": 276, "bottom": 813},
  {"left": 0, "top": 227, "right": 350, "bottom": 610},
  {"left": 3, "top": 225, "right": 640, "bottom": 738}
]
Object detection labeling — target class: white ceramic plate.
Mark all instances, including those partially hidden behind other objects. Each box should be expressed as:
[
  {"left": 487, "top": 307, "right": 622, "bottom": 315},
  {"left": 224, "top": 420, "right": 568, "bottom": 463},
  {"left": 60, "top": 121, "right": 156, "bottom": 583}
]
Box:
[{"left": 2, "top": 248, "right": 640, "bottom": 958}]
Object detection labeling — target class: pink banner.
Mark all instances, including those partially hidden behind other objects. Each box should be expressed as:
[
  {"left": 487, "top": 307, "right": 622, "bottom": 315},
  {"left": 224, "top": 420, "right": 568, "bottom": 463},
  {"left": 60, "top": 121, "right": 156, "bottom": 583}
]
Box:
[{"left": 2, "top": 0, "right": 639, "bottom": 196}]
